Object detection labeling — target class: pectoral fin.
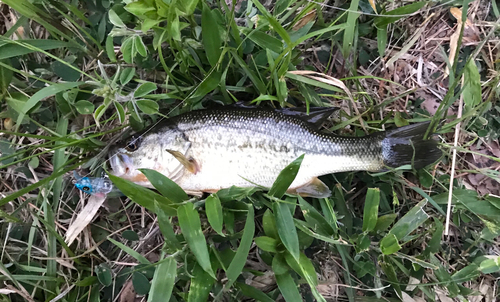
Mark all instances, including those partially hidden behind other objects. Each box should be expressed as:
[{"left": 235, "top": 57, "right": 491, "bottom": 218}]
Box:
[
  {"left": 289, "top": 177, "right": 331, "bottom": 198},
  {"left": 166, "top": 149, "right": 200, "bottom": 174}
]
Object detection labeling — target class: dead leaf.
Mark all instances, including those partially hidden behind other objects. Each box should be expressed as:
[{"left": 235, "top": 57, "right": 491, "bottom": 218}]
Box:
[
  {"left": 292, "top": 9, "right": 316, "bottom": 31},
  {"left": 368, "top": 0, "right": 377, "bottom": 14},
  {"left": 65, "top": 194, "right": 106, "bottom": 245},
  {"left": 119, "top": 280, "right": 136, "bottom": 302}
]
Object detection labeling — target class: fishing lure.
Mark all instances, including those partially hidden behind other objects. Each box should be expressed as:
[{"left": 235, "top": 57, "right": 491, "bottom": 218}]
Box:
[{"left": 73, "top": 171, "right": 114, "bottom": 196}]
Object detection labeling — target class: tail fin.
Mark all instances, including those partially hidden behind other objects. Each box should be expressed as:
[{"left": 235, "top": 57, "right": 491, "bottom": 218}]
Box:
[{"left": 381, "top": 122, "right": 442, "bottom": 169}]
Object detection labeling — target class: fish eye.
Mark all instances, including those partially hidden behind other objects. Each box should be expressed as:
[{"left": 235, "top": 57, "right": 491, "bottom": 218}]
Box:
[
  {"left": 125, "top": 136, "right": 142, "bottom": 152},
  {"left": 82, "top": 186, "right": 90, "bottom": 191}
]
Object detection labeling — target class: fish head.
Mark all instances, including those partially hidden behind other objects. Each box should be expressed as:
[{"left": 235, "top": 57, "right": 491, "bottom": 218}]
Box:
[{"left": 109, "top": 131, "right": 188, "bottom": 185}]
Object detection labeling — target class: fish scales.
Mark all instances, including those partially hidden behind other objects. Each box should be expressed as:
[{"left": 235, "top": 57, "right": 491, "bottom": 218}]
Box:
[{"left": 110, "top": 107, "right": 441, "bottom": 197}]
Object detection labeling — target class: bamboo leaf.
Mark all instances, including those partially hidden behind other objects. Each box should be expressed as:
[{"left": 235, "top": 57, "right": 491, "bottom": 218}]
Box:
[
  {"left": 202, "top": 3, "right": 222, "bottom": 66},
  {"left": 274, "top": 202, "right": 300, "bottom": 262},
  {"left": 178, "top": 203, "right": 216, "bottom": 278},
  {"left": 362, "top": 188, "right": 380, "bottom": 232},
  {"left": 205, "top": 194, "right": 224, "bottom": 236},
  {"left": 225, "top": 205, "right": 255, "bottom": 288},
  {"left": 269, "top": 154, "right": 304, "bottom": 198},
  {"left": 148, "top": 257, "right": 177, "bottom": 302},
  {"left": 108, "top": 173, "right": 177, "bottom": 215},
  {"left": 16, "top": 82, "right": 82, "bottom": 131}
]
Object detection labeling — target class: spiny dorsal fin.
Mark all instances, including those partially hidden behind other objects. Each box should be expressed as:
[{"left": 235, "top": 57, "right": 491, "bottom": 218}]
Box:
[{"left": 276, "top": 107, "right": 339, "bottom": 129}]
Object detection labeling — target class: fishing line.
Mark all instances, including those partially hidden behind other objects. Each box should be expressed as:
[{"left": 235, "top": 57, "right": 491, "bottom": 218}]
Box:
[
  {"left": 78, "top": 0, "right": 455, "bottom": 179},
  {"left": 304, "top": 0, "right": 456, "bottom": 18},
  {"left": 79, "top": 64, "right": 219, "bottom": 179}
]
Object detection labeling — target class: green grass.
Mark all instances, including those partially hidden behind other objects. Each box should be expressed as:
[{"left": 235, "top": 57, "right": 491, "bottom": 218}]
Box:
[{"left": 1, "top": 0, "right": 500, "bottom": 301}]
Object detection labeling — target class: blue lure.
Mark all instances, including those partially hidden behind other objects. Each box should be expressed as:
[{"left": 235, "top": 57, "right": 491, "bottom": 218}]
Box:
[{"left": 73, "top": 171, "right": 114, "bottom": 196}]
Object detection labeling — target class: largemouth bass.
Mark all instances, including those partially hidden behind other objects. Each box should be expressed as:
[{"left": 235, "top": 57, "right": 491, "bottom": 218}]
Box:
[{"left": 109, "top": 106, "right": 441, "bottom": 197}]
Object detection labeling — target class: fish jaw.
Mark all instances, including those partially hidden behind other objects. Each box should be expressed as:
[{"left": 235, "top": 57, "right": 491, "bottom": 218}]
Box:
[{"left": 109, "top": 152, "right": 151, "bottom": 185}]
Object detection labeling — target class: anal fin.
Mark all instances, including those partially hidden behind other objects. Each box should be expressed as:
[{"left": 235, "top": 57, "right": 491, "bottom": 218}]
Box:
[{"left": 289, "top": 177, "right": 332, "bottom": 198}]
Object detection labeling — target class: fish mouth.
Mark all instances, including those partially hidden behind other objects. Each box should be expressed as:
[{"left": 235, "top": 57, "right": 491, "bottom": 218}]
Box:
[{"left": 109, "top": 153, "right": 133, "bottom": 177}]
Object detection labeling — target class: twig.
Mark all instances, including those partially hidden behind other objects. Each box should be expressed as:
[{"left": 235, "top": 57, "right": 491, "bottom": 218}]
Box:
[{"left": 445, "top": 78, "right": 464, "bottom": 236}]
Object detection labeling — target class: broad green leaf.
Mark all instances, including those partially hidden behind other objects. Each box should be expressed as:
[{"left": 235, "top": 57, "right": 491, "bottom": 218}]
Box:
[
  {"left": 269, "top": 154, "right": 304, "bottom": 198},
  {"left": 374, "top": 2, "right": 427, "bottom": 28},
  {"left": 136, "top": 100, "right": 159, "bottom": 114},
  {"left": 226, "top": 205, "right": 255, "bottom": 288},
  {"left": 108, "top": 173, "right": 176, "bottom": 214},
  {"left": 377, "top": 26, "right": 388, "bottom": 58},
  {"left": 114, "top": 102, "right": 126, "bottom": 123},
  {"left": 285, "top": 252, "right": 326, "bottom": 302},
  {"left": 380, "top": 260, "right": 402, "bottom": 298},
  {"left": 451, "top": 264, "right": 480, "bottom": 282},
  {"left": 388, "top": 200, "right": 429, "bottom": 240},
  {"left": 298, "top": 196, "right": 335, "bottom": 236},
  {"left": 205, "top": 194, "right": 224, "bottom": 236},
  {"left": 187, "top": 263, "right": 215, "bottom": 302},
  {"left": 95, "top": 263, "right": 112, "bottom": 286},
  {"left": 120, "top": 67, "right": 136, "bottom": 85},
  {"left": 262, "top": 209, "right": 279, "bottom": 239},
  {"left": 333, "top": 183, "right": 353, "bottom": 234},
  {"left": 108, "top": 237, "right": 151, "bottom": 264},
  {"left": 380, "top": 233, "right": 401, "bottom": 255},
  {"left": 463, "top": 59, "right": 481, "bottom": 108},
  {"left": 294, "top": 219, "right": 343, "bottom": 245},
  {"left": 74, "top": 100, "right": 94, "bottom": 115},
  {"left": 274, "top": 202, "right": 300, "bottom": 261},
  {"left": 362, "top": 188, "right": 380, "bottom": 232},
  {"left": 410, "top": 186, "right": 446, "bottom": 216},
  {"left": 109, "top": 9, "right": 126, "bottom": 27},
  {"left": 191, "top": 71, "right": 221, "bottom": 99},
  {"left": 155, "top": 201, "right": 182, "bottom": 250},
  {"left": 254, "top": 236, "right": 279, "bottom": 253},
  {"left": 134, "top": 82, "right": 157, "bottom": 98},
  {"left": 132, "top": 272, "right": 150, "bottom": 295},
  {"left": 16, "top": 82, "right": 82, "bottom": 131},
  {"left": 0, "top": 40, "right": 73, "bottom": 60},
  {"left": 121, "top": 36, "right": 134, "bottom": 64},
  {"left": 239, "top": 27, "right": 282, "bottom": 53},
  {"left": 178, "top": 203, "right": 216, "bottom": 278},
  {"left": 425, "top": 218, "right": 443, "bottom": 254},
  {"left": 122, "top": 230, "right": 139, "bottom": 241},
  {"left": 139, "top": 169, "right": 188, "bottom": 203},
  {"left": 50, "top": 61, "right": 81, "bottom": 82},
  {"left": 251, "top": 0, "right": 291, "bottom": 45},
  {"left": 275, "top": 273, "right": 302, "bottom": 302},
  {"left": 202, "top": 3, "right": 222, "bottom": 66},
  {"left": 0, "top": 59, "right": 13, "bottom": 94},
  {"left": 479, "top": 257, "right": 500, "bottom": 274},
  {"left": 124, "top": 1, "right": 155, "bottom": 16},
  {"left": 342, "top": 0, "right": 360, "bottom": 57},
  {"left": 176, "top": 0, "right": 199, "bottom": 16},
  {"left": 106, "top": 35, "right": 117, "bottom": 62},
  {"left": 134, "top": 35, "right": 147, "bottom": 57},
  {"left": 148, "top": 257, "right": 177, "bottom": 302},
  {"left": 373, "top": 213, "right": 397, "bottom": 233},
  {"left": 236, "top": 283, "right": 275, "bottom": 302}
]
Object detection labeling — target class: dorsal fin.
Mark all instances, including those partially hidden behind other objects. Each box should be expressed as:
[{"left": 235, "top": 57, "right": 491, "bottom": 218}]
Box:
[{"left": 276, "top": 107, "right": 339, "bottom": 129}]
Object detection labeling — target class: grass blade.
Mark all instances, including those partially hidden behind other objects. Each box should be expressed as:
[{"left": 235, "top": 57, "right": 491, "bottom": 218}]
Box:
[
  {"left": 108, "top": 173, "right": 176, "bottom": 214},
  {"left": 225, "top": 205, "right": 255, "bottom": 288},
  {"left": 205, "top": 194, "right": 224, "bottom": 236},
  {"left": 139, "top": 168, "right": 188, "bottom": 203},
  {"left": 15, "top": 82, "right": 82, "bottom": 131},
  {"left": 274, "top": 202, "right": 300, "bottom": 262},
  {"left": 202, "top": 2, "right": 222, "bottom": 66},
  {"left": 147, "top": 257, "right": 177, "bottom": 302},
  {"left": 269, "top": 154, "right": 304, "bottom": 198},
  {"left": 362, "top": 188, "right": 380, "bottom": 232},
  {"left": 177, "top": 203, "right": 216, "bottom": 278}
]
